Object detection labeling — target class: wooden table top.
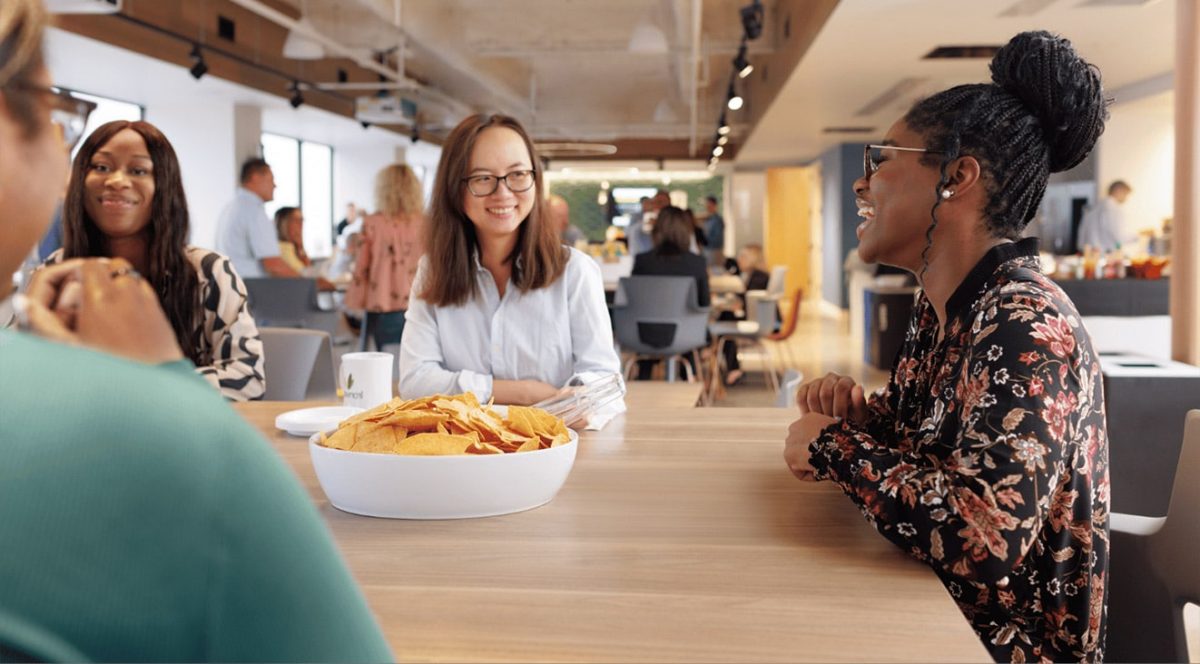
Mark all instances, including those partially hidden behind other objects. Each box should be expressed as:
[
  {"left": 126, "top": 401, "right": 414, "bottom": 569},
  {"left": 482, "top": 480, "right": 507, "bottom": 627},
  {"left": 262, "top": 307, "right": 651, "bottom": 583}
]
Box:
[{"left": 235, "top": 398, "right": 987, "bottom": 662}]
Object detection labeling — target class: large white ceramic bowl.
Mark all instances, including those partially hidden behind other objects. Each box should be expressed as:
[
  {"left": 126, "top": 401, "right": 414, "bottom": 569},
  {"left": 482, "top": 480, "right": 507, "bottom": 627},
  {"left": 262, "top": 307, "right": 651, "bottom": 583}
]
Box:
[{"left": 307, "top": 427, "right": 578, "bottom": 520}]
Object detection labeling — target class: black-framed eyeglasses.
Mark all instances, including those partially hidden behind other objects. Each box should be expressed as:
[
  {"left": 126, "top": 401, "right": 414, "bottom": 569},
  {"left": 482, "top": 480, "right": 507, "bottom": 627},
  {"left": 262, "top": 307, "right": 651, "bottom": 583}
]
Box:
[
  {"left": 863, "top": 143, "right": 942, "bottom": 179},
  {"left": 462, "top": 169, "right": 536, "bottom": 197},
  {"left": 6, "top": 83, "right": 96, "bottom": 150}
]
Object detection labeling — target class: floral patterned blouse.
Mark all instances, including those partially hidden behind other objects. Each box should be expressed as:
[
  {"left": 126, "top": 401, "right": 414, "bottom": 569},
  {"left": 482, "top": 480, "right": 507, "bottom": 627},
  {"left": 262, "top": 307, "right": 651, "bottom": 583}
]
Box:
[
  {"left": 344, "top": 213, "right": 424, "bottom": 313},
  {"left": 808, "top": 239, "right": 1109, "bottom": 662}
]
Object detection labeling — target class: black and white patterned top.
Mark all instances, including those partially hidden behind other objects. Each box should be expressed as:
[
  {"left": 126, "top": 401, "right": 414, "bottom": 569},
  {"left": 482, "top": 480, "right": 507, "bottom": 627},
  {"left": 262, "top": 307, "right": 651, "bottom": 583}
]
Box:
[{"left": 46, "top": 247, "right": 265, "bottom": 401}]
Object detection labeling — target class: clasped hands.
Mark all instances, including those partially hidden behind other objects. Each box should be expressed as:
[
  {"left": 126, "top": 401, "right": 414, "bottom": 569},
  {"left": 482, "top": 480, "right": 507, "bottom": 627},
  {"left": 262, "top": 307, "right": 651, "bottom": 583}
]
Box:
[
  {"left": 17, "top": 257, "right": 184, "bottom": 364},
  {"left": 784, "top": 373, "right": 869, "bottom": 481}
]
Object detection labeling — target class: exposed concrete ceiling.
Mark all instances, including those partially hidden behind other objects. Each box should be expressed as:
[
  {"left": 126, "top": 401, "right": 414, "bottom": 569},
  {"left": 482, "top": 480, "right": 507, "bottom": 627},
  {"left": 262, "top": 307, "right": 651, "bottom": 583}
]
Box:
[
  {"left": 738, "top": 0, "right": 1176, "bottom": 168},
  {"left": 52, "top": 0, "right": 835, "bottom": 161}
]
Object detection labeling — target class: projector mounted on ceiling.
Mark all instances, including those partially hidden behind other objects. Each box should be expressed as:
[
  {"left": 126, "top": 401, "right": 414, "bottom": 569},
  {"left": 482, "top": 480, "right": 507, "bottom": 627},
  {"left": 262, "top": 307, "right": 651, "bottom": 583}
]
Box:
[
  {"left": 45, "top": 0, "right": 121, "bottom": 13},
  {"left": 355, "top": 94, "right": 415, "bottom": 126}
]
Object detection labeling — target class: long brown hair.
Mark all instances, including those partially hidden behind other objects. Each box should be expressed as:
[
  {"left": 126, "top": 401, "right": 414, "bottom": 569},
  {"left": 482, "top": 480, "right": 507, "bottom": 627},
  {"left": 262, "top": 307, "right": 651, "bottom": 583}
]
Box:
[
  {"left": 63, "top": 120, "right": 203, "bottom": 365},
  {"left": 421, "top": 113, "right": 566, "bottom": 306},
  {"left": 651, "top": 206, "right": 693, "bottom": 255}
]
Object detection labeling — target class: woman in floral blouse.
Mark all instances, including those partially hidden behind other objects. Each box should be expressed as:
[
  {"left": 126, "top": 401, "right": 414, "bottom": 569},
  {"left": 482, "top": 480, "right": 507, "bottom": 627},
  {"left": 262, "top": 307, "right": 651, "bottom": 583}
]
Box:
[
  {"left": 784, "top": 32, "right": 1111, "bottom": 662},
  {"left": 345, "top": 163, "right": 426, "bottom": 351}
]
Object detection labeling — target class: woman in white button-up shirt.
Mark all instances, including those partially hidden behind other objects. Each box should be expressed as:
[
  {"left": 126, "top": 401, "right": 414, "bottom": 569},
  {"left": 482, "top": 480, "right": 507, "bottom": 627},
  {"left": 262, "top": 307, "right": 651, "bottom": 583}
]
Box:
[{"left": 398, "top": 114, "right": 623, "bottom": 407}]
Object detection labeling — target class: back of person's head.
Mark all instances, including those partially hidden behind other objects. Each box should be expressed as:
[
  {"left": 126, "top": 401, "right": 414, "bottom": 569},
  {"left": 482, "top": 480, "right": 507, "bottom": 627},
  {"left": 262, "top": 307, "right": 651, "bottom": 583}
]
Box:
[
  {"left": 375, "top": 162, "right": 423, "bottom": 217},
  {"left": 274, "top": 206, "right": 299, "bottom": 242},
  {"left": 1108, "top": 180, "right": 1131, "bottom": 199},
  {"left": 424, "top": 112, "right": 565, "bottom": 306},
  {"left": 240, "top": 157, "right": 270, "bottom": 184},
  {"left": 737, "top": 244, "right": 766, "bottom": 273},
  {"left": 547, "top": 193, "right": 569, "bottom": 228},
  {"left": 904, "top": 31, "right": 1108, "bottom": 240},
  {"left": 63, "top": 120, "right": 200, "bottom": 365},
  {"left": 653, "top": 189, "right": 671, "bottom": 209},
  {"left": 651, "top": 206, "right": 693, "bottom": 255},
  {"left": 0, "top": 0, "right": 47, "bottom": 138}
]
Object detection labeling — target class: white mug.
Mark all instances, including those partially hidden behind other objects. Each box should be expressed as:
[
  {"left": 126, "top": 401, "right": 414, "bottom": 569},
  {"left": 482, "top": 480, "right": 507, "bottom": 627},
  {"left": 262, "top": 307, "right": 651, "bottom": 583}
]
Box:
[{"left": 339, "top": 352, "right": 393, "bottom": 409}]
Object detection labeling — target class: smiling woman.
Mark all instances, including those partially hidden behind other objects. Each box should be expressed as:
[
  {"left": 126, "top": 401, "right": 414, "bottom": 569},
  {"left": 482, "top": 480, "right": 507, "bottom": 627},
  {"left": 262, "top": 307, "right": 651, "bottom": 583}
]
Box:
[
  {"left": 398, "top": 113, "right": 625, "bottom": 414},
  {"left": 784, "top": 31, "right": 1111, "bottom": 662},
  {"left": 46, "top": 119, "right": 266, "bottom": 401}
]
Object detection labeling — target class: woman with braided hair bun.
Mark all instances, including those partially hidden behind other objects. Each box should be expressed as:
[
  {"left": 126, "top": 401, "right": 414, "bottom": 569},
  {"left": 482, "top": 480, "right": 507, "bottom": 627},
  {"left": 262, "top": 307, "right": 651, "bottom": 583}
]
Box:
[{"left": 783, "top": 31, "right": 1111, "bottom": 661}]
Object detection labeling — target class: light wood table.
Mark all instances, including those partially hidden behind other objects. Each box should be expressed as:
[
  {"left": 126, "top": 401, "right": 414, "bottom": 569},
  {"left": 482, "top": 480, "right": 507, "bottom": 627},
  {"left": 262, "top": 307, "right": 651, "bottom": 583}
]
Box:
[{"left": 235, "top": 402, "right": 987, "bottom": 662}]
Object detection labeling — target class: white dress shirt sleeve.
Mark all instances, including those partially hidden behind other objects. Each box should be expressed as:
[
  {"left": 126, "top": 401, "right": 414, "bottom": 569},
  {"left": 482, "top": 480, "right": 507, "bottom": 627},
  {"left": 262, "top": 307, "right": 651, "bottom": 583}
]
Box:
[
  {"left": 398, "top": 260, "right": 495, "bottom": 400},
  {"left": 247, "top": 202, "right": 282, "bottom": 260},
  {"left": 564, "top": 252, "right": 626, "bottom": 400}
]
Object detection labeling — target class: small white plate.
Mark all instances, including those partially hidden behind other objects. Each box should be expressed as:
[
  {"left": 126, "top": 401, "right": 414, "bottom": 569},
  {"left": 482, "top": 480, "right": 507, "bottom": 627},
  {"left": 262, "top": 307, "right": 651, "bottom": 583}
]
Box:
[{"left": 275, "top": 406, "right": 364, "bottom": 437}]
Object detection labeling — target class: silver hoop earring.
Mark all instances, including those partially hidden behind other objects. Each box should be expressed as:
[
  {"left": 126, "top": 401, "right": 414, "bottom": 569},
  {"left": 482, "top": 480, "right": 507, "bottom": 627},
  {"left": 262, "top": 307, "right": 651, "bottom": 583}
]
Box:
[{"left": 941, "top": 189, "right": 954, "bottom": 199}]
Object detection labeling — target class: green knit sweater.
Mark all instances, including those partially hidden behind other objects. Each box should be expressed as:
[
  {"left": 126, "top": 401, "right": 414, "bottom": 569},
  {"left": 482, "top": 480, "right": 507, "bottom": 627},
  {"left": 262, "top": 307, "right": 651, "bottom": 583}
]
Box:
[{"left": 0, "top": 331, "right": 392, "bottom": 662}]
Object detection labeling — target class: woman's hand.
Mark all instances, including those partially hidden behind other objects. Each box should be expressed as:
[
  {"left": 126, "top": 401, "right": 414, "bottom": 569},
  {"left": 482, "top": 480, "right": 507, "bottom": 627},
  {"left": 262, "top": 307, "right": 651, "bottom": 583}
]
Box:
[
  {"left": 492, "top": 379, "right": 561, "bottom": 406},
  {"left": 783, "top": 412, "right": 837, "bottom": 481},
  {"left": 795, "top": 372, "right": 869, "bottom": 425},
  {"left": 22, "top": 258, "right": 185, "bottom": 365}
]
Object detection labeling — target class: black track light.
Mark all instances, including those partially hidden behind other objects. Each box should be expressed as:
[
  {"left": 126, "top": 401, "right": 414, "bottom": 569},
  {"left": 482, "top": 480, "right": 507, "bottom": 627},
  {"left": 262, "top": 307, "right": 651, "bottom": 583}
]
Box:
[
  {"left": 188, "top": 44, "right": 207, "bottom": 80},
  {"left": 740, "top": 0, "right": 764, "bottom": 41},
  {"left": 410, "top": 124, "right": 420, "bottom": 144},
  {"left": 289, "top": 81, "right": 304, "bottom": 109},
  {"left": 361, "top": 121, "right": 371, "bottom": 130},
  {"left": 733, "top": 43, "right": 753, "bottom": 79},
  {"left": 718, "top": 113, "right": 730, "bottom": 135}
]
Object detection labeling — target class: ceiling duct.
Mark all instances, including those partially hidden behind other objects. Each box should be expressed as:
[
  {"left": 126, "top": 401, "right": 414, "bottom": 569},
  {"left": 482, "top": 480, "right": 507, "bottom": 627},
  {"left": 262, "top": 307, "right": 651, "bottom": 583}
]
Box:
[
  {"left": 998, "top": 0, "right": 1062, "bottom": 16},
  {"left": 854, "top": 77, "right": 927, "bottom": 117}
]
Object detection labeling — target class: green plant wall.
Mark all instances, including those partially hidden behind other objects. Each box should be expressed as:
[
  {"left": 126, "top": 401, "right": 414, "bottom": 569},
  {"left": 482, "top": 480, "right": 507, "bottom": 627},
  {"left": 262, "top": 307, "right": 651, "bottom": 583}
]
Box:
[{"left": 548, "top": 176, "right": 725, "bottom": 242}]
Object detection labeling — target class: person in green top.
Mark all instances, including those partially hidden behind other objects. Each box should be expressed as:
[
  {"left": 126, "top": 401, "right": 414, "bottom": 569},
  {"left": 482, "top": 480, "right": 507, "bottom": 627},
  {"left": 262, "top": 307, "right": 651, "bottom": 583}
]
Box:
[{"left": 0, "top": 1, "right": 393, "bottom": 661}]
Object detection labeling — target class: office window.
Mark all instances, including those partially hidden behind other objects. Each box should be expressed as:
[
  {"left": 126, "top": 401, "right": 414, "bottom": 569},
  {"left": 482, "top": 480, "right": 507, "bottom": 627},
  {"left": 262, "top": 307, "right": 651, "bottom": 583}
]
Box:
[
  {"left": 69, "top": 90, "right": 143, "bottom": 159},
  {"left": 262, "top": 132, "right": 333, "bottom": 258}
]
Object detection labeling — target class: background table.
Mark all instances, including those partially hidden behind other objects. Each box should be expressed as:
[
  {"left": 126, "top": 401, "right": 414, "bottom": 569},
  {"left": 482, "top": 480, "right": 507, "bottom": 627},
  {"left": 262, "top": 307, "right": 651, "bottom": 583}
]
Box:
[{"left": 236, "top": 397, "right": 987, "bottom": 662}]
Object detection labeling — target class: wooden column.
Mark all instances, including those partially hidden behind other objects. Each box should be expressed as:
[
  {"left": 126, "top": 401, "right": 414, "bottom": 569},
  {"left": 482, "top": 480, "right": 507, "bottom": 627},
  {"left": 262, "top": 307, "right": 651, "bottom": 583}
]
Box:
[{"left": 1172, "top": 0, "right": 1200, "bottom": 365}]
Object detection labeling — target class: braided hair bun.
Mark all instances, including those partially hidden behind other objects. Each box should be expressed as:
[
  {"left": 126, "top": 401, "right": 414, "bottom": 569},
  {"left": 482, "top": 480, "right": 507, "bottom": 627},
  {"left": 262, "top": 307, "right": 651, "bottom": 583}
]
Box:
[{"left": 990, "top": 31, "right": 1108, "bottom": 173}]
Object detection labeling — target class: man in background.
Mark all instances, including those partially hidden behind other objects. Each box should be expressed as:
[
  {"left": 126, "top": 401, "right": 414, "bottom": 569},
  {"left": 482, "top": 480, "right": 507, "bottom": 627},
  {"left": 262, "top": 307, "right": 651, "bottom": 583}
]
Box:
[
  {"left": 1077, "top": 180, "right": 1133, "bottom": 252},
  {"left": 702, "top": 195, "right": 725, "bottom": 267},
  {"left": 548, "top": 194, "right": 586, "bottom": 246},
  {"left": 216, "top": 158, "right": 302, "bottom": 279}
]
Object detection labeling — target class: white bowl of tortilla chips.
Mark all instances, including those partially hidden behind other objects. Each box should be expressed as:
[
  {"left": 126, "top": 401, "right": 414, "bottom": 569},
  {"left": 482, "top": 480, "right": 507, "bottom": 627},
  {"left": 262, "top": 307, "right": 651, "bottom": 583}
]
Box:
[{"left": 309, "top": 393, "right": 578, "bottom": 519}]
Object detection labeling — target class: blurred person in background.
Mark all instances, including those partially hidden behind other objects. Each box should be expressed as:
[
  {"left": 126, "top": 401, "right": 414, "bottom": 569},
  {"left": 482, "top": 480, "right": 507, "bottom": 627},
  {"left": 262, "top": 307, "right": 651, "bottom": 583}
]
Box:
[
  {"left": 46, "top": 119, "right": 264, "bottom": 401},
  {"left": 1077, "top": 179, "right": 1132, "bottom": 252},
  {"left": 0, "top": 1, "right": 391, "bottom": 660},
  {"left": 718, "top": 244, "right": 770, "bottom": 386},
  {"left": 630, "top": 205, "right": 710, "bottom": 380},
  {"left": 345, "top": 163, "right": 426, "bottom": 351},
  {"left": 399, "top": 113, "right": 623, "bottom": 410},
  {"left": 547, "top": 193, "right": 586, "bottom": 246},
  {"left": 702, "top": 195, "right": 725, "bottom": 267},
  {"left": 274, "top": 206, "right": 311, "bottom": 273}
]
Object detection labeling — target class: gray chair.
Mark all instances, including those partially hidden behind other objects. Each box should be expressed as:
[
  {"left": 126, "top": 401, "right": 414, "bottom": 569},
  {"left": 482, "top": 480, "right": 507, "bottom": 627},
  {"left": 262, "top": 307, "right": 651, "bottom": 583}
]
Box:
[
  {"left": 709, "top": 289, "right": 783, "bottom": 395},
  {"left": 258, "top": 327, "right": 338, "bottom": 401},
  {"left": 765, "top": 265, "right": 789, "bottom": 297},
  {"left": 1107, "top": 409, "right": 1200, "bottom": 662},
  {"left": 612, "top": 275, "right": 710, "bottom": 384},
  {"left": 243, "top": 277, "right": 339, "bottom": 337},
  {"left": 775, "top": 368, "right": 804, "bottom": 408}
]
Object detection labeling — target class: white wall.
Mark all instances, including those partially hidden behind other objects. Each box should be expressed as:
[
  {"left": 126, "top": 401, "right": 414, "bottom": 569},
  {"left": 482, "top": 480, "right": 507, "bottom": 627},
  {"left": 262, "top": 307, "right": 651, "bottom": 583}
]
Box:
[
  {"left": 146, "top": 103, "right": 238, "bottom": 249},
  {"left": 1096, "top": 92, "right": 1175, "bottom": 246},
  {"left": 729, "top": 170, "right": 765, "bottom": 252}
]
